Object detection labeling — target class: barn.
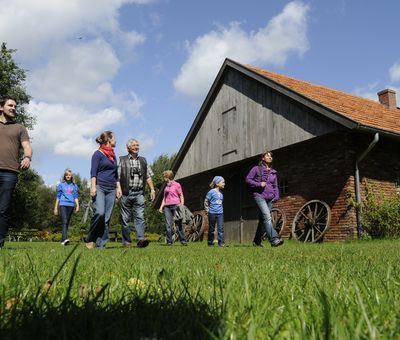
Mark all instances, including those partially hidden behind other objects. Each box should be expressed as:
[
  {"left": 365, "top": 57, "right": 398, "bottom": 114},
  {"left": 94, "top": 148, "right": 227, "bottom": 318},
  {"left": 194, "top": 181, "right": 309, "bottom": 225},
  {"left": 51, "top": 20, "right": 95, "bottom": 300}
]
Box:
[{"left": 166, "top": 58, "right": 400, "bottom": 242}]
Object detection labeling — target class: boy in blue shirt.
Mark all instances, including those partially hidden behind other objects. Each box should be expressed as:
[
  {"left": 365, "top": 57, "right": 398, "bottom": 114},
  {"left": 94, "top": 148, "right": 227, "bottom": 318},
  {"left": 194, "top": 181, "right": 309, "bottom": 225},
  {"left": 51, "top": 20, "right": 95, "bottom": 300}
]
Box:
[{"left": 204, "top": 176, "right": 225, "bottom": 247}]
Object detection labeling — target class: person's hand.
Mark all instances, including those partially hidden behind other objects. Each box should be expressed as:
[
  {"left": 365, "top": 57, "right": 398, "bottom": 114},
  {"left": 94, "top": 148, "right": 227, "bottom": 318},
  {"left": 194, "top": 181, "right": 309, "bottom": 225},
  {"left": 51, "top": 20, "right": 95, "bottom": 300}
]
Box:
[
  {"left": 90, "top": 187, "right": 97, "bottom": 198},
  {"left": 158, "top": 207, "right": 163, "bottom": 213},
  {"left": 75, "top": 206, "right": 80, "bottom": 213},
  {"left": 116, "top": 187, "right": 122, "bottom": 199},
  {"left": 53, "top": 208, "right": 58, "bottom": 216},
  {"left": 150, "top": 190, "right": 156, "bottom": 201},
  {"left": 260, "top": 182, "right": 266, "bottom": 187},
  {"left": 20, "top": 157, "right": 31, "bottom": 170}
]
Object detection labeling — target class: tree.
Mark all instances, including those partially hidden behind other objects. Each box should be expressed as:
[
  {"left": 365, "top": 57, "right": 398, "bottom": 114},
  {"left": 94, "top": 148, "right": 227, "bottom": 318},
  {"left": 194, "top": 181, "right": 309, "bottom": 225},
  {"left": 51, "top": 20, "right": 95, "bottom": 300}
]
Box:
[
  {"left": 0, "top": 42, "right": 34, "bottom": 128},
  {"left": 144, "top": 153, "right": 176, "bottom": 233},
  {"left": 10, "top": 169, "right": 55, "bottom": 230}
]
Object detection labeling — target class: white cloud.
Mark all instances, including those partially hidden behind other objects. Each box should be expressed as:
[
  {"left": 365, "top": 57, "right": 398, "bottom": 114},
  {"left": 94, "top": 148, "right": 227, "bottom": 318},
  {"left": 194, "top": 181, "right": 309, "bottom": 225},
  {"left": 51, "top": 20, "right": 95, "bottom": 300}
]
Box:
[
  {"left": 174, "top": 1, "right": 310, "bottom": 98},
  {"left": 0, "top": 0, "right": 150, "bottom": 59},
  {"left": 29, "top": 101, "right": 124, "bottom": 158},
  {"left": 389, "top": 63, "right": 400, "bottom": 83},
  {"left": 28, "top": 39, "right": 122, "bottom": 106},
  {"left": 353, "top": 81, "right": 379, "bottom": 101}
]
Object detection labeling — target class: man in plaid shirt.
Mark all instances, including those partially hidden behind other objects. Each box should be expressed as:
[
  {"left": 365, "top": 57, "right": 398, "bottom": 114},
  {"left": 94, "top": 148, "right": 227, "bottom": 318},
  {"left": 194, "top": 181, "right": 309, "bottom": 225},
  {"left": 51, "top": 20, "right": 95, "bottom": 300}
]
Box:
[{"left": 118, "top": 139, "right": 156, "bottom": 248}]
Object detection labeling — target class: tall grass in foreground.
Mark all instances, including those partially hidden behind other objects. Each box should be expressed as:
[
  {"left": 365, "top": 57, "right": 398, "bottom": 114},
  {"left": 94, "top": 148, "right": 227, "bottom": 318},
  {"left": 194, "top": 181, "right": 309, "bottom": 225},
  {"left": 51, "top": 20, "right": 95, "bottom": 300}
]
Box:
[{"left": 0, "top": 240, "right": 399, "bottom": 339}]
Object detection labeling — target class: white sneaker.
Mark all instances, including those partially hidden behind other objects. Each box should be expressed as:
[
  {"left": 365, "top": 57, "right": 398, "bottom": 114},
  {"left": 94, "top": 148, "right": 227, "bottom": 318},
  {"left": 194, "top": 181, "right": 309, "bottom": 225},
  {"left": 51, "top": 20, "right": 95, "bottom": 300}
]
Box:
[{"left": 61, "top": 239, "right": 70, "bottom": 246}]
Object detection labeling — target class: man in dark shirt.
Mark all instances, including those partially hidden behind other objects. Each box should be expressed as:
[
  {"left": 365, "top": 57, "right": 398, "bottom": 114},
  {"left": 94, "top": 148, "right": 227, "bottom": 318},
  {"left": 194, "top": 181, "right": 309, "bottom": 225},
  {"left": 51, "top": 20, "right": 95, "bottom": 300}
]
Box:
[
  {"left": 118, "top": 139, "right": 156, "bottom": 248},
  {"left": 0, "top": 96, "right": 32, "bottom": 248}
]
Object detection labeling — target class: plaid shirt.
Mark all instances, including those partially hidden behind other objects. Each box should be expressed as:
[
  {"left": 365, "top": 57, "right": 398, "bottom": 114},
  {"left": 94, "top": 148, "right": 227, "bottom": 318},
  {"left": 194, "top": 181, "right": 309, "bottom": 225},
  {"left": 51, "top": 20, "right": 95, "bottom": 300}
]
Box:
[{"left": 118, "top": 154, "right": 154, "bottom": 191}]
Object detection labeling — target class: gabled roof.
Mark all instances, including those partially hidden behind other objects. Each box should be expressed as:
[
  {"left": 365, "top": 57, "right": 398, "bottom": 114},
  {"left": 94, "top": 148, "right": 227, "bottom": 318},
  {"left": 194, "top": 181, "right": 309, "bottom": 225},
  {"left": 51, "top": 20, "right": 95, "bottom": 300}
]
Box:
[
  {"left": 245, "top": 64, "right": 400, "bottom": 135},
  {"left": 154, "top": 58, "right": 400, "bottom": 205},
  {"left": 174, "top": 58, "right": 400, "bottom": 171}
]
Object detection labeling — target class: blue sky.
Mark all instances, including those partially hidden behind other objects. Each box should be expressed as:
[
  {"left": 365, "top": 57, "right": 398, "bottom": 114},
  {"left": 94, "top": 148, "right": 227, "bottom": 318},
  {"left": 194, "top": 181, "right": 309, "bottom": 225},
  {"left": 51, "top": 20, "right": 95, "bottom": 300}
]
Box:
[{"left": 1, "top": 0, "right": 399, "bottom": 185}]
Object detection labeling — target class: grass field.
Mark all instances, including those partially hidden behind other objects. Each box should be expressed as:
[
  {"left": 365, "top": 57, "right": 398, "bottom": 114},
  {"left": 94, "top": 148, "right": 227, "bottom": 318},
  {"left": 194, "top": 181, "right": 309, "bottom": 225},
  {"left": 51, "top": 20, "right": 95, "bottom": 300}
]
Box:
[{"left": 1, "top": 240, "right": 399, "bottom": 339}]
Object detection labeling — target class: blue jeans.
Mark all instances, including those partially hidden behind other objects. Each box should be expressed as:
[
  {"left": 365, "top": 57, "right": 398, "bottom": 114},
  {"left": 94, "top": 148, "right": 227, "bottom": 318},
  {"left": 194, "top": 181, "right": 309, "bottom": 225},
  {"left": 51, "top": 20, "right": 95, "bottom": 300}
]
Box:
[
  {"left": 253, "top": 196, "right": 279, "bottom": 245},
  {"left": 164, "top": 205, "right": 187, "bottom": 245},
  {"left": 208, "top": 213, "right": 224, "bottom": 246},
  {"left": 60, "top": 205, "right": 74, "bottom": 242},
  {"left": 0, "top": 170, "right": 18, "bottom": 245},
  {"left": 120, "top": 191, "right": 146, "bottom": 244},
  {"left": 86, "top": 184, "right": 116, "bottom": 248}
]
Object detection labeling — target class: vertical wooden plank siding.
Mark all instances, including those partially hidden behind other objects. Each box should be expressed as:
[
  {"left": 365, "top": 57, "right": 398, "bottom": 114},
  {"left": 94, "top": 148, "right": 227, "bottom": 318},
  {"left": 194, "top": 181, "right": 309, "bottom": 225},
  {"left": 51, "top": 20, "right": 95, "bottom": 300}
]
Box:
[{"left": 175, "top": 68, "right": 342, "bottom": 180}]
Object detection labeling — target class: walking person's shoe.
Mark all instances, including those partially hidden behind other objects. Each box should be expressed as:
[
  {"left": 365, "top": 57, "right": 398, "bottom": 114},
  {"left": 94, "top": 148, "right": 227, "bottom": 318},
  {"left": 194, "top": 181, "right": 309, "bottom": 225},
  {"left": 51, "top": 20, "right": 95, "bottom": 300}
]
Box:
[
  {"left": 137, "top": 239, "right": 149, "bottom": 248},
  {"left": 85, "top": 241, "right": 95, "bottom": 249},
  {"left": 252, "top": 242, "right": 263, "bottom": 247},
  {"left": 271, "top": 239, "right": 284, "bottom": 247},
  {"left": 61, "top": 239, "right": 70, "bottom": 246}
]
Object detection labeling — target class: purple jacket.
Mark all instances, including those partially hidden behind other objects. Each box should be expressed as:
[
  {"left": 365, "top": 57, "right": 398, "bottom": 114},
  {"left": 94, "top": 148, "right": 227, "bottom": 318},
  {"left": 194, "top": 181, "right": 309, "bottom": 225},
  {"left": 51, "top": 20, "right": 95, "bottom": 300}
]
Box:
[{"left": 246, "top": 164, "right": 280, "bottom": 201}]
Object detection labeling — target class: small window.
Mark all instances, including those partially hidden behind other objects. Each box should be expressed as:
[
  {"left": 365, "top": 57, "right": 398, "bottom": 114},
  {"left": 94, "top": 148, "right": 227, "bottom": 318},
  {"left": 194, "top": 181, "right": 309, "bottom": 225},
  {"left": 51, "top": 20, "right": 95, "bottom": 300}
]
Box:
[{"left": 279, "top": 178, "right": 289, "bottom": 195}]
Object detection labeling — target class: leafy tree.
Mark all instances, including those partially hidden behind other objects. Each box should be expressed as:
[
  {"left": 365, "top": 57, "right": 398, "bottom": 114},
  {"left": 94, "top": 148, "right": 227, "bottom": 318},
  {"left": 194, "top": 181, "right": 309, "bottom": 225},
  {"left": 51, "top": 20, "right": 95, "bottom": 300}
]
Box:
[
  {"left": 10, "top": 169, "right": 55, "bottom": 230},
  {"left": 0, "top": 42, "right": 34, "bottom": 128}
]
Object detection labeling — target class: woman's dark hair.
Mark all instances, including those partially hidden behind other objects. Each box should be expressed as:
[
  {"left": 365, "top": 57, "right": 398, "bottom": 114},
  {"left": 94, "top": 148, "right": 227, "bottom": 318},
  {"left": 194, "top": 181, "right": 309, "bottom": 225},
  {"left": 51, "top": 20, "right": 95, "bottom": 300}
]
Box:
[
  {"left": 96, "top": 131, "right": 113, "bottom": 145},
  {"left": 0, "top": 96, "right": 17, "bottom": 107},
  {"left": 259, "top": 150, "right": 273, "bottom": 165}
]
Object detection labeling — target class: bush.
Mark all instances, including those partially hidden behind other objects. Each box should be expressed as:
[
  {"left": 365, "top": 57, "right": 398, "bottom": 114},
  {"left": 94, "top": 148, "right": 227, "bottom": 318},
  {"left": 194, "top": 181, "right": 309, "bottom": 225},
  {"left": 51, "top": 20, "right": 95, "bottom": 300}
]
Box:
[{"left": 362, "top": 191, "right": 400, "bottom": 239}]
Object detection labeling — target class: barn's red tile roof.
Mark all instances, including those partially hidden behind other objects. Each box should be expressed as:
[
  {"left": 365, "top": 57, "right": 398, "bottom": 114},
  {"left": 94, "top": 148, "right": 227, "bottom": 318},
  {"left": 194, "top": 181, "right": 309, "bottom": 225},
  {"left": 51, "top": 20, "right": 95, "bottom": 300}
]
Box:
[{"left": 246, "top": 65, "right": 400, "bottom": 135}]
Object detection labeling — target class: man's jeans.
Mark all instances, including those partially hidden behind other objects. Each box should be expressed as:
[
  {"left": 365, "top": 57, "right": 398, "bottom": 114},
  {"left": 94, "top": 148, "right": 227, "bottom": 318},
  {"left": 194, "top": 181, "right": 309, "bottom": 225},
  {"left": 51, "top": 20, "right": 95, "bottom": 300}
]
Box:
[
  {"left": 86, "top": 185, "right": 116, "bottom": 248},
  {"left": 0, "top": 170, "right": 18, "bottom": 245},
  {"left": 208, "top": 213, "right": 224, "bottom": 246},
  {"left": 60, "top": 205, "right": 74, "bottom": 242},
  {"left": 253, "top": 196, "right": 279, "bottom": 245},
  {"left": 120, "top": 191, "right": 146, "bottom": 245},
  {"left": 164, "top": 204, "right": 187, "bottom": 245}
]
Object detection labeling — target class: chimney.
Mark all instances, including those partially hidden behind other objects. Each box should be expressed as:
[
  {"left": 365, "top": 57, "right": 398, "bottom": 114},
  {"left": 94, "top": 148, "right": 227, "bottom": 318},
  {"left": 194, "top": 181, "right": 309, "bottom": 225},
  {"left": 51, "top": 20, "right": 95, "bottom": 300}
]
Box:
[{"left": 377, "top": 89, "right": 397, "bottom": 109}]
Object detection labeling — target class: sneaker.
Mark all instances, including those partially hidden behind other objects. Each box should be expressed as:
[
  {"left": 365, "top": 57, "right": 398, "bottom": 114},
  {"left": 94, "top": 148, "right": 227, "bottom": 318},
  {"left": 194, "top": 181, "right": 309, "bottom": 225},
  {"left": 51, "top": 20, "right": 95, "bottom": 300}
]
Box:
[
  {"left": 85, "top": 241, "right": 95, "bottom": 249},
  {"left": 137, "top": 239, "right": 149, "bottom": 248},
  {"left": 181, "top": 242, "right": 188, "bottom": 246},
  {"left": 218, "top": 243, "right": 226, "bottom": 247},
  {"left": 271, "top": 239, "right": 284, "bottom": 247},
  {"left": 61, "top": 239, "right": 70, "bottom": 246},
  {"left": 252, "top": 242, "right": 263, "bottom": 247}
]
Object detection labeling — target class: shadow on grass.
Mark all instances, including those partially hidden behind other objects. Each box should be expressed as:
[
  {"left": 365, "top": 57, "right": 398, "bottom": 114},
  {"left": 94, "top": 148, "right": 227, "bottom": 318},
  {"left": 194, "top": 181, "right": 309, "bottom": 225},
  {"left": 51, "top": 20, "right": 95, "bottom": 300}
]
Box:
[
  {"left": 1, "top": 294, "right": 224, "bottom": 339},
  {"left": 0, "top": 245, "right": 225, "bottom": 339}
]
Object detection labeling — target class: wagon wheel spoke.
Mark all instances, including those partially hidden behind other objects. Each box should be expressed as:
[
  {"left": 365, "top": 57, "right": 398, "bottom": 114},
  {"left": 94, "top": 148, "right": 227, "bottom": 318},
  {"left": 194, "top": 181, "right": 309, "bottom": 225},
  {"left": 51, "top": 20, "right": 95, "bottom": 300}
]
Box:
[{"left": 304, "top": 229, "right": 311, "bottom": 242}]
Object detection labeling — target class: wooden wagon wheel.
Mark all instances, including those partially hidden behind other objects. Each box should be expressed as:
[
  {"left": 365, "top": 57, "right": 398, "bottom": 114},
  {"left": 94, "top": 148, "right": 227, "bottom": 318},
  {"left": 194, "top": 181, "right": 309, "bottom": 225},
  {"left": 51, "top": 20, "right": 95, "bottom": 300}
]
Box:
[
  {"left": 185, "top": 211, "right": 207, "bottom": 242},
  {"left": 291, "top": 200, "right": 331, "bottom": 242},
  {"left": 262, "top": 207, "right": 287, "bottom": 240}
]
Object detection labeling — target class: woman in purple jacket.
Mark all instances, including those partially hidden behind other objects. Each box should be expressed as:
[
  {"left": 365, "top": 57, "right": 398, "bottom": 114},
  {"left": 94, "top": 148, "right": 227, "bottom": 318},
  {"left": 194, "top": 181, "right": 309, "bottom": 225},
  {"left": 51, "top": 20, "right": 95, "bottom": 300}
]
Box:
[
  {"left": 246, "top": 151, "right": 284, "bottom": 247},
  {"left": 85, "top": 131, "right": 122, "bottom": 249}
]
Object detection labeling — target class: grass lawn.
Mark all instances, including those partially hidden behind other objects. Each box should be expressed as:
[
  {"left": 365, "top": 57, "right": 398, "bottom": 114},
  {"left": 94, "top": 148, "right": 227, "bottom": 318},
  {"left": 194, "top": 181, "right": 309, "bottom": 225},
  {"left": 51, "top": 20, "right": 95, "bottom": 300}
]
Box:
[{"left": 0, "top": 240, "right": 399, "bottom": 339}]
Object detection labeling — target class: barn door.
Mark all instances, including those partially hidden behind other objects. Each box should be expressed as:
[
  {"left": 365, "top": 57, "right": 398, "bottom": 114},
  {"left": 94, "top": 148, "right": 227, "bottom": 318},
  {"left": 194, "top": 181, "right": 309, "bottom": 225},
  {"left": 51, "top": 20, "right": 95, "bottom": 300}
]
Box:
[{"left": 222, "top": 106, "right": 238, "bottom": 158}]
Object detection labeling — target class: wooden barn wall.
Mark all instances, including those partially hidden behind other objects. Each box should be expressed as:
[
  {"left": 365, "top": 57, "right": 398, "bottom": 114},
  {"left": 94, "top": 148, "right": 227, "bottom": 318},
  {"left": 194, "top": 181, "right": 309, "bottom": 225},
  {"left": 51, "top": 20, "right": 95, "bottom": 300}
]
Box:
[
  {"left": 175, "top": 68, "right": 342, "bottom": 179},
  {"left": 178, "top": 132, "right": 400, "bottom": 242}
]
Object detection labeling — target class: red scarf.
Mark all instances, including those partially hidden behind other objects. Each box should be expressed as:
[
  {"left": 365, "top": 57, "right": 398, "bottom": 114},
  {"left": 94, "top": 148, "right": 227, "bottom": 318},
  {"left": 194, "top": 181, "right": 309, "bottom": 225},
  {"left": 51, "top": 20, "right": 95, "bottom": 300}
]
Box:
[{"left": 99, "top": 145, "right": 115, "bottom": 162}]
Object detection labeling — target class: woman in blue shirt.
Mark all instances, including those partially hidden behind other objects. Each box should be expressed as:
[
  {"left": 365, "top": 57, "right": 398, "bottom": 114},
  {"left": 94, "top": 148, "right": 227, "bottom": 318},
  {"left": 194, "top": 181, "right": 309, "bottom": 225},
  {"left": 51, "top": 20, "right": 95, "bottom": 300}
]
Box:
[
  {"left": 54, "top": 169, "right": 79, "bottom": 245},
  {"left": 204, "top": 176, "right": 225, "bottom": 247},
  {"left": 85, "top": 131, "right": 122, "bottom": 249}
]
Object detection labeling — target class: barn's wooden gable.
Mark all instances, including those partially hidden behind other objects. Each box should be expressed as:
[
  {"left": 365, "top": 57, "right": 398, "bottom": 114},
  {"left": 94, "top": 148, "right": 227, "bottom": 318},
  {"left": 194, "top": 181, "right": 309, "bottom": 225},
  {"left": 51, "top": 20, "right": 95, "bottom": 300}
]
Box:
[{"left": 175, "top": 66, "right": 343, "bottom": 179}]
